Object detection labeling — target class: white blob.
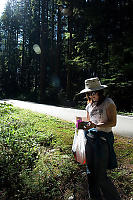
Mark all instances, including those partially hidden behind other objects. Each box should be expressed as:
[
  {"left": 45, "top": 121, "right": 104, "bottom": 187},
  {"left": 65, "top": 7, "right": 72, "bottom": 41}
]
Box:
[{"left": 33, "top": 44, "right": 41, "bottom": 54}]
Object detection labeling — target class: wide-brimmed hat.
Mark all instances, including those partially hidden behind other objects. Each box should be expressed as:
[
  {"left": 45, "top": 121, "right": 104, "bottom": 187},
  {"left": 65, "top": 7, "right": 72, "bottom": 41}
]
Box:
[{"left": 79, "top": 77, "right": 108, "bottom": 94}]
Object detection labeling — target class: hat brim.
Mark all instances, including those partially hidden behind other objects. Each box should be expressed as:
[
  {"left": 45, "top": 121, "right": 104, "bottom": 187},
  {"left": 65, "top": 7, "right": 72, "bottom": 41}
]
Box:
[{"left": 79, "top": 85, "right": 108, "bottom": 94}]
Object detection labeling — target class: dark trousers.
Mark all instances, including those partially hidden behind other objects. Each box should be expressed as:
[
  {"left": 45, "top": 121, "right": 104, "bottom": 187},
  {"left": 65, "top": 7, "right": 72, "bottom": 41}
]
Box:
[{"left": 85, "top": 137, "right": 121, "bottom": 200}]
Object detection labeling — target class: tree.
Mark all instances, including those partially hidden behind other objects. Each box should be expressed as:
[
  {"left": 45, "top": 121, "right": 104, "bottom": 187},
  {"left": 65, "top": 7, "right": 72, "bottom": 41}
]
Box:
[
  {"left": 40, "top": 0, "right": 49, "bottom": 102},
  {"left": 0, "top": 0, "right": 133, "bottom": 111}
]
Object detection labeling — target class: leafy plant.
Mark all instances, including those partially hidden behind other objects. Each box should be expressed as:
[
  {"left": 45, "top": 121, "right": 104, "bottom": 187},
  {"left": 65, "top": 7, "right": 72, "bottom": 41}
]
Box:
[{"left": 0, "top": 103, "right": 132, "bottom": 200}]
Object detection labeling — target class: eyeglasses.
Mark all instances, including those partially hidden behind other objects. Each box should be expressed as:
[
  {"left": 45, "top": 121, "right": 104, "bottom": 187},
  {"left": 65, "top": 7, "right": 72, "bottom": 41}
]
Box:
[{"left": 87, "top": 91, "right": 97, "bottom": 96}]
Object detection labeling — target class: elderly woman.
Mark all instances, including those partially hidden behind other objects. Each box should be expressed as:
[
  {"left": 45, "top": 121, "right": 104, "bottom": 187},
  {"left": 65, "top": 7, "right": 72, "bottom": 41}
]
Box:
[{"left": 78, "top": 77, "right": 121, "bottom": 200}]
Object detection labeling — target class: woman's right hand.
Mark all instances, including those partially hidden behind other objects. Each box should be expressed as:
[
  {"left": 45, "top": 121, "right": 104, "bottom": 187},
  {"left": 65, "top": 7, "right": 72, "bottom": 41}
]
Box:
[{"left": 83, "top": 121, "right": 97, "bottom": 130}]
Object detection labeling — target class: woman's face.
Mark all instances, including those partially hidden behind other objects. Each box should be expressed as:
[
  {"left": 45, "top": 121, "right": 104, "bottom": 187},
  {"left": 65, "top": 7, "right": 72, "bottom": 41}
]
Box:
[{"left": 88, "top": 91, "right": 99, "bottom": 102}]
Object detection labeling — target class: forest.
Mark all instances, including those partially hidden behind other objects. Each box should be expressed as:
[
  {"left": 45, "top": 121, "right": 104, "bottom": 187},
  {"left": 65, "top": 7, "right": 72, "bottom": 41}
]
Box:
[{"left": 0, "top": 0, "right": 133, "bottom": 112}]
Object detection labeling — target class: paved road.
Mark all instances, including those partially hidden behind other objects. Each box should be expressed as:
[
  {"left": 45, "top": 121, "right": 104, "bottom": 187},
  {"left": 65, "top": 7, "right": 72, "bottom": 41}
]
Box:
[{"left": 0, "top": 99, "right": 133, "bottom": 137}]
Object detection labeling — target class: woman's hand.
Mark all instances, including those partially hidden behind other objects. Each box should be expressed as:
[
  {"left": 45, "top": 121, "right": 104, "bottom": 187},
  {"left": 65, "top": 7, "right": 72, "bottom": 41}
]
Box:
[{"left": 85, "top": 121, "right": 96, "bottom": 130}]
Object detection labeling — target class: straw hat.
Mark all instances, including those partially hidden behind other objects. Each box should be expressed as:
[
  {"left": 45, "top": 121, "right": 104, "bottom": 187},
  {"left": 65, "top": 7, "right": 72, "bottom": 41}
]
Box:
[{"left": 79, "top": 77, "right": 107, "bottom": 94}]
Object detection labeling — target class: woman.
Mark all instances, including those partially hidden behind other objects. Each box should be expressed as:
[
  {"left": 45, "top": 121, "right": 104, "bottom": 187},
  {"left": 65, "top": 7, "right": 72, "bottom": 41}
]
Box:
[{"left": 78, "top": 77, "right": 121, "bottom": 200}]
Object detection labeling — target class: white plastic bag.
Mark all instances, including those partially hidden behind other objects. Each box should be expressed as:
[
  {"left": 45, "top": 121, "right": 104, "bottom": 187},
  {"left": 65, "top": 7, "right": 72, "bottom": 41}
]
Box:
[
  {"left": 72, "top": 128, "right": 87, "bottom": 165},
  {"left": 72, "top": 128, "right": 78, "bottom": 152}
]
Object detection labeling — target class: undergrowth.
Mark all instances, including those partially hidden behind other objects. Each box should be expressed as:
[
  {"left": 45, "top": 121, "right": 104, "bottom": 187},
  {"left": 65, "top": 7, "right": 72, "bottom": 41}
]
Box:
[{"left": 0, "top": 103, "right": 133, "bottom": 200}]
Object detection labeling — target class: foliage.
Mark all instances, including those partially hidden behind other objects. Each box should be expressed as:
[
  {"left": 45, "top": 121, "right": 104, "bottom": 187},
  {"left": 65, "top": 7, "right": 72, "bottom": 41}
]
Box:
[
  {"left": 108, "top": 135, "right": 133, "bottom": 199},
  {"left": 0, "top": 103, "right": 77, "bottom": 199},
  {"left": 0, "top": 103, "right": 133, "bottom": 200},
  {"left": 0, "top": 1, "right": 133, "bottom": 111}
]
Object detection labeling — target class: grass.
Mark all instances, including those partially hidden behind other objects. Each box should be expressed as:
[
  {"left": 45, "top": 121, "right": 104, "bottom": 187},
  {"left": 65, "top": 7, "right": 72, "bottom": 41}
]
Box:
[
  {"left": 0, "top": 103, "right": 133, "bottom": 200},
  {"left": 118, "top": 112, "right": 133, "bottom": 116},
  {"left": 109, "top": 135, "right": 133, "bottom": 199}
]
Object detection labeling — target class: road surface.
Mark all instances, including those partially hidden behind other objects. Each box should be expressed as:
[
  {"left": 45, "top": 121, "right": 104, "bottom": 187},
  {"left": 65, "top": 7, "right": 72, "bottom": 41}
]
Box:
[{"left": 0, "top": 99, "right": 133, "bottom": 137}]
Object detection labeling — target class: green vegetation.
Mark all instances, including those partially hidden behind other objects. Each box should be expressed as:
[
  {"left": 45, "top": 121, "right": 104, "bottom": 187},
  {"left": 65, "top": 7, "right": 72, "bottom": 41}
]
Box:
[
  {"left": 0, "top": 1, "right": 133, "bottom": 112},
  {"left": 118, "top": 112, "right": 133, "bottom": 116},
  {"left": 0, "top": 103, "right": 133, "bottom": 200}
]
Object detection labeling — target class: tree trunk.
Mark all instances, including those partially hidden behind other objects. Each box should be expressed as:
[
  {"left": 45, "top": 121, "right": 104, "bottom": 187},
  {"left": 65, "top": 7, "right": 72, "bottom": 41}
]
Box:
[
  {"left": 51, "top": 0, "right": 54, "bottom": 49},
  {"left": 40, "top": 0, "right": 48, "bottom": 103},
  {"left": 56, "top": 5, "right": 62, "bottom": 76},
  {"left": 66, "top": 5, "right": 73, "bottom": 98}
]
